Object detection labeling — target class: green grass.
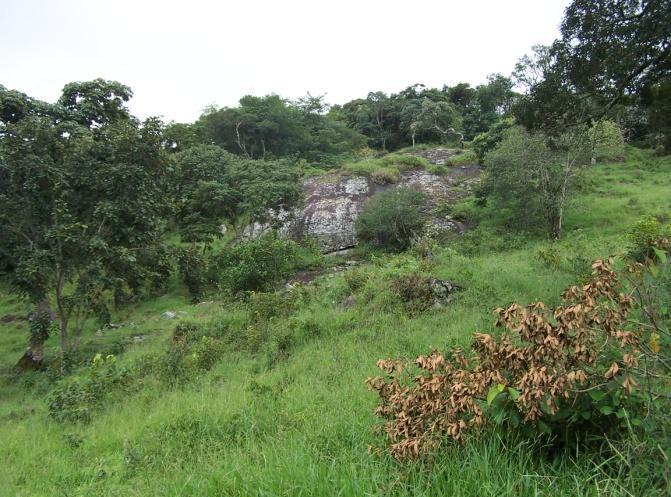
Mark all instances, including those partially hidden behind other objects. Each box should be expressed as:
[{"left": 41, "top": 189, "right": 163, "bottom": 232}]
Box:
[{"left": 1, "top": 148, "right": 670, "bottom": 496}]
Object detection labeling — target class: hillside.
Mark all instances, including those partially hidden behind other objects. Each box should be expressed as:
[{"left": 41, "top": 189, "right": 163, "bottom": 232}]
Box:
[{"left": 1, "top": 147, "right": 669, "bottom": 497}]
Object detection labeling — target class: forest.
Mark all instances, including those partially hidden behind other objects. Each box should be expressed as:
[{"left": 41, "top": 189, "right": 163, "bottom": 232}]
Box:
[{"left": 1, "top": 1, "right": 670, "bottom": 496}]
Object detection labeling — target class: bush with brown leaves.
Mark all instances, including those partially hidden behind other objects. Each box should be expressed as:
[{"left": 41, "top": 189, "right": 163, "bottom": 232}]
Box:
[{"left": 366, "top": 259, "right": 647, "bottom": 459}]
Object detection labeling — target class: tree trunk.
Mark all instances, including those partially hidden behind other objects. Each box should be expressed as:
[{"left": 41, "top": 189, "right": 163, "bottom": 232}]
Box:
[{"left": 15, "top": 299, "right": 52, "bottom": 371}]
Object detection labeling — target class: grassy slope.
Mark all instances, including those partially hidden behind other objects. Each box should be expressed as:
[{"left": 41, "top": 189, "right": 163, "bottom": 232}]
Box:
[{"left": 1, "top": 148, "right": 669, "bottom": 497}]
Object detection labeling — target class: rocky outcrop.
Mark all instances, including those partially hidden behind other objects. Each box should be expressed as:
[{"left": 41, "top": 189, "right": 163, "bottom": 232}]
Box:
[
  {"left": 289, "top": 175, "right": 371, "bottom": 251},
  {"left": 243, "top": 157, "right": 480, "bottom": 253}
]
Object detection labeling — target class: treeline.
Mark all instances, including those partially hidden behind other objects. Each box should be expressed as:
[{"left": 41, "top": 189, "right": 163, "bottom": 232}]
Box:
[{"left": 163, "top": 75, "right": 517, "bottom": 163}]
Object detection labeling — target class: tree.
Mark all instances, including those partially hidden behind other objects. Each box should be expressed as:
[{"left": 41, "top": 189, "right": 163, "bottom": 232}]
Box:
[
  {"left": 58, "top": 79, "right": 133, "bottom": 128},
  {"left": 560, "top": 0, "right": 671, "bottom": 111},
  {"left": 513, "top": 1, "right": 671, "bottom": 148},
  {"left": 171, "top": 144, "right": 302, "bottom": 241},
  {"left": 0, "top": 83, "right": 171, "bottom": 365},
  {"left": 399, "top": 99, "right": 423, "bottom": 148},
  {"left": 172, "top": 145, "right": 238, "bottom": 242},
  {"left": 415, "top": 98, "right": 463, "bottom": 146},
  {"left": 482, "top": 126, "right": 591, "bottom": 239}
]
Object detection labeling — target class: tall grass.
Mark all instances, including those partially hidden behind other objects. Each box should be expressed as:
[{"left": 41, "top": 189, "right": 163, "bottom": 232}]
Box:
[{"left": 0, "top": 148, "right": 669, "bottom": 496}]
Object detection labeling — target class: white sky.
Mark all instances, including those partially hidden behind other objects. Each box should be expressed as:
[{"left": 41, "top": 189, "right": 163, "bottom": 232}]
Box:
[{"left": 1, "top": 0, "right": 571, "bottom": 123}]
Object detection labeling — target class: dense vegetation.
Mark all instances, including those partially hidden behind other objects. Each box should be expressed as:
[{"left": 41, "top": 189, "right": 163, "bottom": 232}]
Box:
[{"left": 1, "top": 1, "right": 670, "bottom": 496}]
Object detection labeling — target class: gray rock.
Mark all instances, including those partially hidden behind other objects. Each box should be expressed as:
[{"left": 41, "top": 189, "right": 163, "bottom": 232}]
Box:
[
  {"left": 162, "top": 311, "right": 177, "bottom": 320},
  {"left": 240, "top": 151, "right": 480, "bottom": 253},
  {"left": 341, "top": 295, "right": 357, "bottom": 309}
]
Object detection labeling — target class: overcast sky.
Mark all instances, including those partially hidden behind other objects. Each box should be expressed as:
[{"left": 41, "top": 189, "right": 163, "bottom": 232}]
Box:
[{"left": 1, "top": 0, "right": 571, "bottom": 123}]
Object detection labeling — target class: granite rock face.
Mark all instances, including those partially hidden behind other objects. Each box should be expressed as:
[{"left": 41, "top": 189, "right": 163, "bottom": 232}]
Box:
[{"left": 242, "top": 157, "right": 480, "bottom": 253}]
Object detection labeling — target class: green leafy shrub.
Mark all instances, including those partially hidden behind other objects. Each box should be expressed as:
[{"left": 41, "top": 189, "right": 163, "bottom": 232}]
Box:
[
  {"left": 48, "top": 354, "right": 128, "bottom": 423},
  {"left": 190, "top": 336, "right": 223, "bottom": 371},
  {"left": 154, "top": 321, "right": 226, "bottom": 386},
  {"left": 342, "top": 159, "right": 381, "bottom": 176},
  {"left": 446, "top": 149, "right": 477, "bottom": 166},
  {"left": 628, "top": 216, "right": 671, "bottom": 262},
  {"left": 536, "top": 244, "right": 563, "bottom": 270},
  {"left": 216, "top": 234, "right": 298, "bottom": 293},
  {"left": 426, "top": 164, "right": 449, "bottom": 175},
  {"left": 247, "top": 290, "right": 299, "bottom": 322},
  {"left": 356, "top": 189, "right": 428, "bottom": 251}
]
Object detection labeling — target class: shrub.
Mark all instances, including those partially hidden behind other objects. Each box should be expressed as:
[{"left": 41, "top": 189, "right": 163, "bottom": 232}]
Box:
[
  {"left": 446, "top": 149, "right": 477, "bottom": 167},
  {"left": 426, "top": 164, "right": 449, "bottom": 175},
  {"left": 48, "top": 354, "right": 128, "bottom": 423},
  {"left": 370, "top": 167, "right": 400, "bottom": 185},
  {"left": 367, "top": 260, "right": 646, "bottom": 459},
  {"left": 157, "top": 321, "right": 226, "bottom": 386},
  {"left": 216, "top": 234, "right": 298, "bottom": 293},
  {"left": 344, "top": 267, "right": 370, "bottom": 292},
  {"left": 628, "top": 216, "right": 671, "bottom": 262},
  {"left": 356, "top": 189, "right": 428, "bottom": 251},
  {"left": 247, "top": 290, "right": 299, "bottom": 322},
  {"left": 390, "top": 273, "right": 436, "bottom": 314},
  {"left": 342, "top": 159, "right": 380, "bottom": 176},
  {"left": 589, "top": 120, "right": 625, "bottom": 162}
]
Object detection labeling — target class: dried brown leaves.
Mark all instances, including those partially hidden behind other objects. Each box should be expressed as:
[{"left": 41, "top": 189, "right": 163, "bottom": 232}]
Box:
[{"left": 366, "top": 259, "right": 641, "bottom": 459}]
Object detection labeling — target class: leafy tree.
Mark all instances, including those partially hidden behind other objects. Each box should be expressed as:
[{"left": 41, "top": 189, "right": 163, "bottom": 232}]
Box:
[
  {"left": 399, "top": 99, "right": 423, "bottom": 148},
  {"left": 163, "top": 121, "right": 201, "bottom": 153},
  {"left": 482, "top": 126, "right": 591, "bottom": 239},
  {"left": 58, "top": 79, "right": 133, "bottom": 128},
  {"left": 560, "top": 0, "right": 671, "bottom": 111},
  {"left": 414, "top": 98, "right": 463, "bottom": 146},
  {"left": 0, "top": 83, "right": 170, "bottom": 364},
  {"left": 514, "top": 1, "right": 671, "bottom": 149},
  {"left": 462, "top": 75, "right": 517, "bottom": 138},
  {"left": 512, "top": 44, "right": 595, "bottom": 133},
  {"left": 355, "top": 189, "right": 428, "bottom": 251},
  {"left": 172, "top": 145, "right": 302, "bottom": 242},
  {"left": 472, "top": 118, "right": 515, "bottom": 164},
  {"left": 225, "top": 158, "right": 303, "bottom": 229}
]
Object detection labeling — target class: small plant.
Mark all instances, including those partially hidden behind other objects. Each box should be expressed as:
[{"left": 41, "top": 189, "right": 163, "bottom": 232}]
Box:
[
  {"left": 380, "top": 154, "right": 429, "bottom": 170},
  {"left": 158, "top": 321, "right": 225, "bottom": 386},
  {"left": 370, "top": 167, "right": 400, "bottom": 185},
  {"left": 536, "top": 244, "right": 563, "bottom": 270},
  {"left": 628, "top": 215, "right": 671, "bottom": 262}
]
